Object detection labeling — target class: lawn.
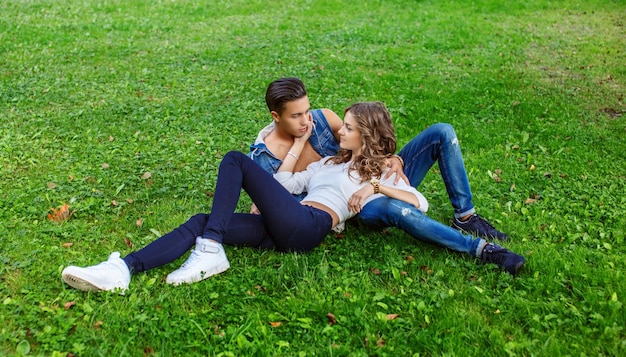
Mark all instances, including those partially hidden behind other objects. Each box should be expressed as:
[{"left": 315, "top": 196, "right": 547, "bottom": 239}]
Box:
[{"left": 1, "top": 0, "right": 625, "bottom": 355}]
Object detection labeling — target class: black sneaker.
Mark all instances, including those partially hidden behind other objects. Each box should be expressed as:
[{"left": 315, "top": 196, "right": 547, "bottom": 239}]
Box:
[
  {"left": 452, "top": 214, "right": 509, "bottom": 241},
  {"left": 481, "top": 243, "right": 525, "bottom": 275}
]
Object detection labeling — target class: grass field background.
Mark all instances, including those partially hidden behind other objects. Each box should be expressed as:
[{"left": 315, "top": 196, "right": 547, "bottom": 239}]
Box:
[{"left": 1, "top": 0, "right": 625, "bottom": 355}]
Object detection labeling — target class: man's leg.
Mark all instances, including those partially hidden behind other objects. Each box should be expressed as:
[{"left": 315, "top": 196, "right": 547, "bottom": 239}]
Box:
[
  {"left": 398, "top": 123, "right": 508, "bottom": 241},
  {"left": 61, "top": 212, "right": 275, "bottom": 292},
  {"left": 203, "top": 151, "right": 330, "bottom": 252},
  {"left": 166, "top": 150, "right": 330, "bottom": 285},
  {"left": 125, "top": 213, "right": 275, "bottom": 275}
]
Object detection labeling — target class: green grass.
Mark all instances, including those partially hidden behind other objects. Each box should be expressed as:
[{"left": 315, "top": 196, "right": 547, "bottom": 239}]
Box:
[{"left": 1, "top": 0, "right": 625, "bottom": 355}]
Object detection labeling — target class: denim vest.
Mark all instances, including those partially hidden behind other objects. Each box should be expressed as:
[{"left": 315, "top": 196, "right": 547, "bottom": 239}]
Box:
[{"left": 248, "top": 109, "right": 340, "bottom": 199}]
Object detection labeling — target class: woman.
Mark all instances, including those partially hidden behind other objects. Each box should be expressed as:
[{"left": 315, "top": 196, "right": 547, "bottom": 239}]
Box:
[{"left": 62, "top": 102, "right": 427, "bottom": 292}]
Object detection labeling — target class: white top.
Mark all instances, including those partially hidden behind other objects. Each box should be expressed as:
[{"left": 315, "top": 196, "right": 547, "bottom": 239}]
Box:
[
  {"left": 274, "top": 157, "right": 428, "bottom": 225},
  {"left": 252, "top": 122, "right": 275, "bottom": 145}
]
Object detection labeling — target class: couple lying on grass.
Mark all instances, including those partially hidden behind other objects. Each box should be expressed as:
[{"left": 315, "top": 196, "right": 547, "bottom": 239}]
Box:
[{"left": 62, "top": 78, "right": 525, "bottom": 293}]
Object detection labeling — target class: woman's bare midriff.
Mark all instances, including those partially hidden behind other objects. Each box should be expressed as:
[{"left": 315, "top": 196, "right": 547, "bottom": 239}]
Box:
[{"left": 301, "top": 201, "right": 340, "bottom": 228}]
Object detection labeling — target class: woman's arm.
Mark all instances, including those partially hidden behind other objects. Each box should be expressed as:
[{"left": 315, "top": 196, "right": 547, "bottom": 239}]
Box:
[
  {"left": 378, "top": 185, "right": 427, "bottom": 211},
  {"left": 348, "top": 172, "right": 428, "bottom": 213},
  {"left": 348, "top": 183, "right": 426, "bottom": 213},
  {"left": 274, "top": 159, "right": 324, "bottom": 195},
  {"left": 321, "top": 108, "right": 343, "bottom": 142}
]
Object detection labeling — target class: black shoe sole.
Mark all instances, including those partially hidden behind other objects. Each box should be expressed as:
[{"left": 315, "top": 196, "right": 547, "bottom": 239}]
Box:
[{"left": 506, "top": 259, "right": 525, "bottom": 275}]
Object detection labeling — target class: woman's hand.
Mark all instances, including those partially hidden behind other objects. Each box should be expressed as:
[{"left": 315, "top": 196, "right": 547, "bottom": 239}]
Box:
[
  {"left": 384, "top": 156, "right": 409, "bottom": 185},
  {"left": 348, "top": 185, "right": 375, "bottom": 213}
]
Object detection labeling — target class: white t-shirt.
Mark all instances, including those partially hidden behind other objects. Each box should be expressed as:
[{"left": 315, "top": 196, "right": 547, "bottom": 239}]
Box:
[{"left": 274, "top": 157, "right": 428, "bottom": 225}]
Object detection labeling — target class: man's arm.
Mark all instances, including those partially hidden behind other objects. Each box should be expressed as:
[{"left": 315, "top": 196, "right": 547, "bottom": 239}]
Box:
[
  {"left": 291, "top": 108, "right": 341, "bottom": 172},
  {"left": 321, "top": 108, "right": 343, "bottom": 142},
  {"left": 384, "top": 155, "right": 410, "bottom": 185},
  {"left": 277, "top": 115, "right": 312, "bottom": 173},
  {"left": 248, "top": 108, "right": 339, "bottom": 212}
]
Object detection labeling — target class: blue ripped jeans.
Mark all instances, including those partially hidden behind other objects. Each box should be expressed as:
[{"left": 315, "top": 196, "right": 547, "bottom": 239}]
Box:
[{"left": 358, "top": 123, "right": 485, "bottom": 257}]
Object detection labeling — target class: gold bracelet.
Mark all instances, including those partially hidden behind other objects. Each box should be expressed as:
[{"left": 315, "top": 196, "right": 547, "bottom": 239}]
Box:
[{"left": 370, "top": 178, "right": 380, "bottom": 194}]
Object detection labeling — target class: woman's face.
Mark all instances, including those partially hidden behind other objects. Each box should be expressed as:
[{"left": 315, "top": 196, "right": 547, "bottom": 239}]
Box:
[{"left": 338, "top": 111, "right": 362, "bottom": 156}]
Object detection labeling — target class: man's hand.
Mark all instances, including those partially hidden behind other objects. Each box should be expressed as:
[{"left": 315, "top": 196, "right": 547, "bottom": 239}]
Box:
[
  {"left": 348, "top": 185, "right": 375, "bottom": 213},
  {"left": 250, "top": 203, "right": 260, "bottom": 215},
  {"left": 384, "top": 156, "right": 409, "bottom": 185},
  {"left": 294, "top": 112, "right": 313, "bottom": 145}
]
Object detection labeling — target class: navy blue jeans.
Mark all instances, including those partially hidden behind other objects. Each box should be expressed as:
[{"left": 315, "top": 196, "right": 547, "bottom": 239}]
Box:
[{"left": 124, "top": 151, "right": 332, "bottom": 274}]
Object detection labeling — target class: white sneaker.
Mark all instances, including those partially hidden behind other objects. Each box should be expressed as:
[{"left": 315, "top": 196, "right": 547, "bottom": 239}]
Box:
[
  {"left": 62, "top": 252, "right": 131, "bottom": 293},
  {"left": 166, "top": 237, "right": 230, "bottom": 285}
]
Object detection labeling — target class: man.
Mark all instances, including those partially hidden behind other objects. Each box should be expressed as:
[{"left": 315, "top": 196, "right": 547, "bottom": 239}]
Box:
[{"left": 249, "top": 77, "right": 509, "bottom": 241}]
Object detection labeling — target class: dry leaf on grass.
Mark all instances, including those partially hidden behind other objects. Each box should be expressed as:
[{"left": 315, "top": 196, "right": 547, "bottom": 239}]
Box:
[
  {"left": 327, "top": 312, "right": 337, "bottom": 325},
  {"left": 48, "top": 203, "right": 72, "bottom": 223}
]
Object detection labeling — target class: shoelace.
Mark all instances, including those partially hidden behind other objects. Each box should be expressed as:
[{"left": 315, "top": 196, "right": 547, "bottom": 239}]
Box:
[
  {"left": 482, "top": 245, "right": 506, "bottom": 264},
  {"left": 471, "top": 214, "right": 496, "bottom": 230},
  {"left": 180, "top": 249, "right": 203, "bottom": 269}
]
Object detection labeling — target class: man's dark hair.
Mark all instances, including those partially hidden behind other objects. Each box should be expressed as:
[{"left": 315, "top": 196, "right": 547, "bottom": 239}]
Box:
[{"left": 265, "top": 77, "right": 307, "bottom": 114}]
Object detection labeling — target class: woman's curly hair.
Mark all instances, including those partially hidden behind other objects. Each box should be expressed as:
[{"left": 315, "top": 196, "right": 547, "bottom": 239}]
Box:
[{"left": 327, "top": 102, "right": 397, "bottom": 182}]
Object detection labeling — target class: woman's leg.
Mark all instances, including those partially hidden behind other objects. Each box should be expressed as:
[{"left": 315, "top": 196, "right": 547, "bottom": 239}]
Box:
[
  {"left": 398, "top": 123, "right": 474, "bottom": 218},
  {"left": 398, "top": 124, "right": 509, "bottom": 241},
  {"left": 359, "top": 197, "right": 485, "bottom": 256},
  {"left": 358, "top": 197, "right": 525, "bottom": 274}
]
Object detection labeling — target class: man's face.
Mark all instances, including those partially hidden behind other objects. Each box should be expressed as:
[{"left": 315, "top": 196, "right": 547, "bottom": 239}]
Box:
[{"left": 272, "top": 96, "right": 311, "bottom": 138}]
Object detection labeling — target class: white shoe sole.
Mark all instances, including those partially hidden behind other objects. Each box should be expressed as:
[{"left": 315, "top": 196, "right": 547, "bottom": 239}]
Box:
[
  {"left": 62, "top": 272, "right": 105, "bottom": 292},
  {"left": 62, "top": 268, "right": 127, "bottom": 293}
]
